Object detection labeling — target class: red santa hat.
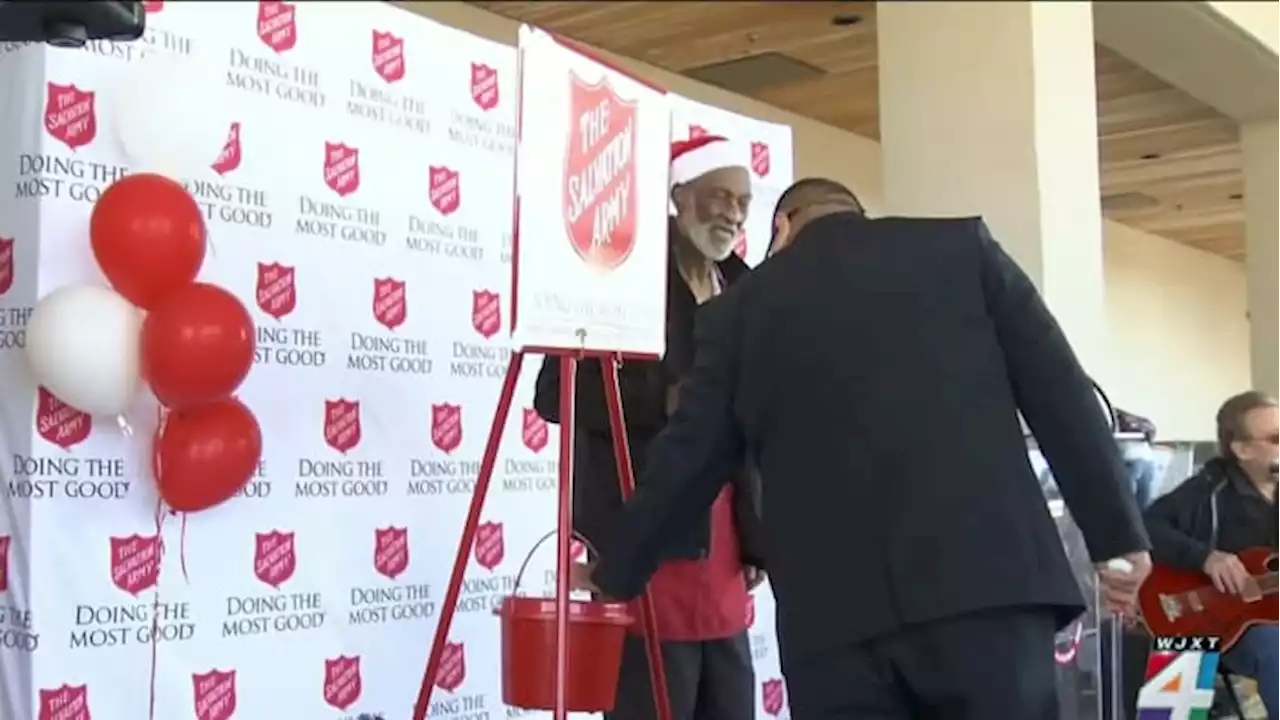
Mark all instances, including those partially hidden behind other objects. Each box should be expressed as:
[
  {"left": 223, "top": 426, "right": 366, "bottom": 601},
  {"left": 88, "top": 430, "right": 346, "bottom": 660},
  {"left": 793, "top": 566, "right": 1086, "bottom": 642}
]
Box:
[{"left": 670, "top": 135, "right": 750, "bottom": 186}]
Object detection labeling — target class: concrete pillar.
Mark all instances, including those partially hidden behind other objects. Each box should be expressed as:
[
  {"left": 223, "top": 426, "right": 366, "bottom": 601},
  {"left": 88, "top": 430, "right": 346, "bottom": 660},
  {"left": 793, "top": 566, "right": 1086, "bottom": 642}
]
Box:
[
  {"left": 876, "top": 1, "right": 1108, "bottom": 376},
  {"left": 1242, "top": 120, "right": 1278, "bottom": 396}
]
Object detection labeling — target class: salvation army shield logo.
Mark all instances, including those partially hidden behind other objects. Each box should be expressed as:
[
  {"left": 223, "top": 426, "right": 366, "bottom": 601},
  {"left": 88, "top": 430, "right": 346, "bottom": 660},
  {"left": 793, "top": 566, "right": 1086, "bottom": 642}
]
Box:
[
  {"left": 474, "top": 522, "right": 504, "bottom": 571},
  {"left": 732, "top": 230, "right": 747, "bottom": 259},
  {"left": 44, "top": 82, "right": 97, "bottom": 150},
  {"left": 257, "top": 0, "right": 296, "bottom": 53},
  {"left": 212, "top": 122, "right": 242, "bottom": 176},
  {"left": 471, "top": 62, "right": 498, "bottom": 111},
  {"left": 751, "top": 141, "right": 771, "bottom": 178},
  {"left": 436, "top": 642, "right": 466, "bottom": 692},
  {"left": 429, "top": 166, "right": 460, "bottom": 216},
  {"left": 372, "top": 277, "right": 407, "bottom": 331},
  {"left": 471, "top": 290, "right": 500, "bottom": 339},
  {"left": 761, "top": 678, "right": 785, "bottom": 717},
  {"left": 562, "top": 72, "right": 638, "bottom": 272},
  {"left": 0, "top": 237, "right": 13, "bottom": 296},
  {"left": 192, "top": 669, "right": 237, "bottom": 720},
  {"left": 0, "top": 535, "right": 8, "bottom": 593},
  {"left": 372, "top": 30, "right": 404, "bottom": 83},
  {"left": 374, "top": 526, "right": 409, "bottom": 580},
  {"left": 521, "top": 408, "right": 548, "bottom": 453},
  {"left": 142, "top": 0, "right": 164, "bottom": 11},
  {"left": 324, "top": 399, "right": 362, "bottom": 453},
  {"left": 431, "top": 403, "right": 463, "bottom": 454},
  {"left": 109, "top": 534, "right": 160, "bottom": 596},
  {"left": 323, "top": 141, "right": 360, "bottom": 197},
  {"left": 745, "top": 594, "right": 756, "bottom": 627},
  {"left": 253, "top": 530, "right": 296, "bottom": 589},
  {"left": 323, "top": 655, "right": 363, "bottom": 711},
  {"left": 256, "top": 262, "right": 296, "bottom": 320},
  {"left": 36, "top": 386, "right": 91, "bottom": 450},
  {"left": 37, "top": 684, "right": 89, "bottom": 720}
]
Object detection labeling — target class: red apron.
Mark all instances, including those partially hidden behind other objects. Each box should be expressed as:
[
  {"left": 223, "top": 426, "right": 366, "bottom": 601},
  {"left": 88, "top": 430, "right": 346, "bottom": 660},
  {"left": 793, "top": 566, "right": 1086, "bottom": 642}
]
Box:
[{"left": 628, "top": 485, "right": 749, "bottom": 641}]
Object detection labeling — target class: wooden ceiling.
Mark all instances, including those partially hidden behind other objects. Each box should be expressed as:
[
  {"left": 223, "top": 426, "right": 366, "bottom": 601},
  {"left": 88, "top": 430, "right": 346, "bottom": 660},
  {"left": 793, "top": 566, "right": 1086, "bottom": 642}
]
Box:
[{"left": 471, "top": 1, "right": 1247, "bottom": 260}]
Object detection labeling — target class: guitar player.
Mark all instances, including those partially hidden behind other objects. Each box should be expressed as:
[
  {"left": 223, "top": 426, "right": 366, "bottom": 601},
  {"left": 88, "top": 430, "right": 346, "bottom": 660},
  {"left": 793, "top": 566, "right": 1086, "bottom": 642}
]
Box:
[{"left": 1144, "top": 390, "right": 1279, "bottom": 717}]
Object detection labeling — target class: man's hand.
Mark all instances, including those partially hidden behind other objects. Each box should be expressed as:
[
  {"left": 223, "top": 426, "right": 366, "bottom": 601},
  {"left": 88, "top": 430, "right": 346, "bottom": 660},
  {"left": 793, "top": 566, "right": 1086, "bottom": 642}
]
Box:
[
  {"left": 744, "top": 565, "right": 766, "bottom": 591},
  {"left": 1203, "top": 550, "right": 1252, "bottom": 596},
  {"left": 1095, "top": 551, "right": 1152, "bottom": 616},
  {"left": 569, "top": 562, "right": 601, "bottom": 594}
]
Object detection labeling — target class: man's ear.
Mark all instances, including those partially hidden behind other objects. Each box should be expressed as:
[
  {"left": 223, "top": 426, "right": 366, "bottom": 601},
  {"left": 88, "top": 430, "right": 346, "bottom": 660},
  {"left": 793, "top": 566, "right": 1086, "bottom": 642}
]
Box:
[{"left": 670, "top": 183, "right": 687, "bottom": 213}]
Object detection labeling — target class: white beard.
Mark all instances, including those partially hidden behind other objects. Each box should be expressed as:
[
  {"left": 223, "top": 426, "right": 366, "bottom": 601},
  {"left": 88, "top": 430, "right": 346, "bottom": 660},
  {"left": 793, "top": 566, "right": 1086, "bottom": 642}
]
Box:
[{"left": 685, "top": 222, "right": 735, "bottom": 261}]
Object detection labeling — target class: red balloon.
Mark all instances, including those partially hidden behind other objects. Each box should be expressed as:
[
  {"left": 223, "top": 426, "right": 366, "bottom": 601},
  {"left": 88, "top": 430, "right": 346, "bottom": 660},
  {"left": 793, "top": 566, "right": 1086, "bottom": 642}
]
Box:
[
  {"left": 142, "top": 282, "right": 255, "bottom": 409},
  {"left": 154, "top": 398, "right": 262, "bottom": 513},
  {"left": 90, "top": 173, "right": 206, "bottom": 310}
]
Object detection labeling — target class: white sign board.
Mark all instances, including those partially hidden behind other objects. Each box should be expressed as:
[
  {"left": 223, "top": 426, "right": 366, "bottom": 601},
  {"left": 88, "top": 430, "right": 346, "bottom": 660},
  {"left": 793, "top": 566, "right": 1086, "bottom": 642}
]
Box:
[{"left": 511, "top": 26, "right": 670, "bottom": 358}]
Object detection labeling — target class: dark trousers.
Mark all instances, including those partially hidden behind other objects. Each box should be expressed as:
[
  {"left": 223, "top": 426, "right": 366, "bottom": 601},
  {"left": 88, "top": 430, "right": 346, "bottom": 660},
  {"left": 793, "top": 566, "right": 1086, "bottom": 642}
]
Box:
[
  {"left": 606, "top": 632, "right": 755, "bottom": 720},
  {"left": 785, "top": 607, "right": 1059, "bottom": 719}
]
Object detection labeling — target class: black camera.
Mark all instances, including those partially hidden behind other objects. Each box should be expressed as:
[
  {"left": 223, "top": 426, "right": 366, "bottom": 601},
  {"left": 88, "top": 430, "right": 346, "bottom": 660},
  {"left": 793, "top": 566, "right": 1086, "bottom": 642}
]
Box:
[{"left": 0, "top": 1, "right": 146, "bottom": 48}]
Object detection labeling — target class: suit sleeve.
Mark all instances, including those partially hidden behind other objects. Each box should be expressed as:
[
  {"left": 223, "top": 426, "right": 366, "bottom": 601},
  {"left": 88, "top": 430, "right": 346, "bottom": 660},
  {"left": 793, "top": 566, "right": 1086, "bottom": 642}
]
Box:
[
  {"left": 976, "top": 219, "right": 1150, "bottom": 563},
  {"left": 592, "top": 295, "right": 747, "bottom": 600},
  {"left": 732, "top": 467, "right": 766, "bottom": 570},
  {"left": 1144, "top": 481, "right": 1213, "bottom": 572},
  {"left": 532, "top": 354, "right": 662, "bottom": 432}
]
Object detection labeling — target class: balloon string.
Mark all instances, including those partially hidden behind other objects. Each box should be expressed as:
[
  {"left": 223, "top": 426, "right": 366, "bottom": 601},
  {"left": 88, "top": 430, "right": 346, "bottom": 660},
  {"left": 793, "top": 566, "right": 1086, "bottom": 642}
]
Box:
[{"left": 148, "top": 498, "right": 165, "bottom": 720}]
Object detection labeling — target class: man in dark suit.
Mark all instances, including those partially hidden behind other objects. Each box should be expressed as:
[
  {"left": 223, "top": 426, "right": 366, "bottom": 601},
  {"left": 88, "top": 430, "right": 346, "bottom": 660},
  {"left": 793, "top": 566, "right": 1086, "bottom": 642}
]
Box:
[
  {"left": 534, "top": 136, "right": 765, "bottom": 720},
  {"left": 576, "top": 178, "right": 1153, "bottom": 719}
]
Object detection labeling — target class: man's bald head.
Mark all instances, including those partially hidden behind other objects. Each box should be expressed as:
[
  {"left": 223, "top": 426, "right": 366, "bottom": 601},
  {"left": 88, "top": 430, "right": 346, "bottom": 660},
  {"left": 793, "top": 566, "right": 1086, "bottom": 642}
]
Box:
[{"left": 768, "top": 178, "right": 863, "bottom": 257}]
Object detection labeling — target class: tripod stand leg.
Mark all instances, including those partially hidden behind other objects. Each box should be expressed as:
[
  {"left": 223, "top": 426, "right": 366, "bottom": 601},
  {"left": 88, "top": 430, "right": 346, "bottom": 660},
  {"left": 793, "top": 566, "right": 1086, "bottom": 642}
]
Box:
[
  {"left": 413, "top": 352, "right": 525, "bottom": 720},
  {"left": 602, "top": 358, "right": 674, "bottom": 720},
  {"left": 553, "top": 355, "right": 577, "bottom": 720}
]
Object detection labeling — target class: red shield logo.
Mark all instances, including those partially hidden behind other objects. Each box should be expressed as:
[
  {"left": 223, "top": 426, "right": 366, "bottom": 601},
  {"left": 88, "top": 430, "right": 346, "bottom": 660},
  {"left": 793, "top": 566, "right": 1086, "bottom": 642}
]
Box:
[
  {"left": 323, "top": 399, "right": 361, "bottom": 454},
  {"left": 323, "top": 655, "right": 362, "bottom": 711},
  {"left": 37, "top": 684, "right": 89, "bottom": 720},
  {"left": 257, "top": 1, "right": 296, "bottom": 53},
  {"left": 474, "top": 521, "right": 504, "bottom": 571},
  {"left": 0, "top": 535, "right": 8, "bottom": 593},
  {"left": 192, "top": 669, "right": 237, "bottom": 720},
  {"left": 323, "top": 141, "right": 360, "bottom": 198},
  {"left": 372, "top": 277, "right": 407, "bottom": 331},
  {"left": 142, "top": 0, "right": 164, "bottom": 12},
  {"left": 255, "top": 262, "right": 296, "bottom": 320},
  {"left": 0, "top": 237, "right": 13, "bottom": 296},
  {"left": 562, "top": 73, "right": 638, "bottom": 272},
  {"left": 44, "top": 82, "right": 97, "bottom": 151},
  {"left": 761, "top": 678, "right": 785, "bottom": 717},
  {"left": 471, "top": 63, "right": 498, "bottom": 111},
  {"left": 746, "top": 594, "right": 756, "bottom": 627},
  {"left": 751, "top": 141, "right": 771, "bottom": 178},
  {"left": 689, "top": 124, "right": 709, "bottom": 140},
  {"left": 253, "top": 530, "right": 295, "bottom": 589},
  {"left": 471, "top": 290, "right": 500, "bottom": 339},
  {"left": 436, "top": 642, "right": 466, "bottom": 692},
  {"left": 35, "top": 387, "right": 91, "bottom": 451},
  {"left": 109, "top": 534, "right": 161, "bottom": 596},
  {"left": 373, "top": 526, "right": 409, "bottom": 580},
  {"left": 429, "top": 166, "right": 460, "bottom": 216},
  {"left": 372, "top": 30, "right": 404, "bottom": 83},
  {"left": 212, "top": 122, "right": 242, "bottom": 176},
  {"left": 732, "top": 230, "right": 747, "bottom": 259},
  {"left": 521, "top": 408, "right": 548, "bottom": 453},
  {"left": 431, "top": 403, "right": 462, "bottom": 454}
]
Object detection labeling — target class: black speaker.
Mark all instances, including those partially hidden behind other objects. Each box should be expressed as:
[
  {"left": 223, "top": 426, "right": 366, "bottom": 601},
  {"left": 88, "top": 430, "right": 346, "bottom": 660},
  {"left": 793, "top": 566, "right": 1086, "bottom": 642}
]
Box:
[{"left": 0, "top": 1, "right": 146, "bottom": 47}]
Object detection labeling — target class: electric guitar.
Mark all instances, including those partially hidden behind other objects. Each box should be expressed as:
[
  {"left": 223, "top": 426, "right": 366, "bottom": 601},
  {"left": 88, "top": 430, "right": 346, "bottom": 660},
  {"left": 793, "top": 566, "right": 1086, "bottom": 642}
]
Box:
[{"left": 1137, "top": 546, "right": 1279, "bottom": 651}]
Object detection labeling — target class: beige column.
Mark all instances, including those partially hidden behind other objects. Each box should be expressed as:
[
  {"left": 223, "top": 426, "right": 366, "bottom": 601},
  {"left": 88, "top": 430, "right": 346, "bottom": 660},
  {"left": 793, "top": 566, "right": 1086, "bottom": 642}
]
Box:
[
  {"left": 1242, "top": 121, "right": 1278, "bottom": 397},
  {"left": 876, "top": 1, "right": 1108, "bottom": 376}
]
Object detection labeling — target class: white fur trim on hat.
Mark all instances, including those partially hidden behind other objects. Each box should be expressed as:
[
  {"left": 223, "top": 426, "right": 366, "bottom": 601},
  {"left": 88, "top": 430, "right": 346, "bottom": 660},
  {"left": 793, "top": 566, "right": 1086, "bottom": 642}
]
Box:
[{"left": 670, "top": 138, "right": 750, "bottom": 186}]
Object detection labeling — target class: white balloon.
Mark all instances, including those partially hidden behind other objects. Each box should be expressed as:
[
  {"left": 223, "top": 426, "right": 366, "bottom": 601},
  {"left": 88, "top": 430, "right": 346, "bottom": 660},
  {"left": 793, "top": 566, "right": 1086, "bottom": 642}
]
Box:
[
  {"left": 112, "top": 52, "right": 234, "bottom": 180},
  {"left": 25, "top": 285, "right": 143, "bottom": 417}
]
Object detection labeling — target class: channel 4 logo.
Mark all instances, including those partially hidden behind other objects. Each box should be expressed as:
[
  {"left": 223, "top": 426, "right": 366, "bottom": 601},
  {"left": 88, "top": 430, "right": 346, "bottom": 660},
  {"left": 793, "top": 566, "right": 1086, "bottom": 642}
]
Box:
[{"left": 1136, "top": 635, "right": 1221, "bottom": 720}]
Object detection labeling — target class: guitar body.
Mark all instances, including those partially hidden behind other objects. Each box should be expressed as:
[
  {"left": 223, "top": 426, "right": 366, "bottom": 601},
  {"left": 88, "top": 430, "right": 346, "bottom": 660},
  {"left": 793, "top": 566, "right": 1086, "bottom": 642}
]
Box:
[{"left": 1138, "top": 547, "right": 1279, "bottom": 651}]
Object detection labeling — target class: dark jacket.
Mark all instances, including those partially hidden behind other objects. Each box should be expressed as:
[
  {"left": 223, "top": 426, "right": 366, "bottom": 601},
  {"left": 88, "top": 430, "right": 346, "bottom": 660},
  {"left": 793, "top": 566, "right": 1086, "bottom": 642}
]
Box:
[
  {"left": 1144, "top": 457, "right": 1279, "bottom": 572},
  {"left": 532, "top": 225, "right": 765, "bottom": 570},
  {"left": 591, "top": 213, "right": 1150, "bottom": 662}
]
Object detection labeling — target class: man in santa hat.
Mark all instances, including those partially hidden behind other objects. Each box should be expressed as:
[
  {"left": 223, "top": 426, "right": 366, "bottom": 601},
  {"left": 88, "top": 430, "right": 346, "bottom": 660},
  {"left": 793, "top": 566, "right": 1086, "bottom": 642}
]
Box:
[{"left": 532, "top": 135, "right": 764, "bottom": 720}]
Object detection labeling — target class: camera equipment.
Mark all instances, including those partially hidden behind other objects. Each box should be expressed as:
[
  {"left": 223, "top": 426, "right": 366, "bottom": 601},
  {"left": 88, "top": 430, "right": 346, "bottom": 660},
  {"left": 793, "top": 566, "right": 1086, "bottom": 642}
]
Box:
[{"left": 0, "top": 1, "right": 145, "bottom": 48}]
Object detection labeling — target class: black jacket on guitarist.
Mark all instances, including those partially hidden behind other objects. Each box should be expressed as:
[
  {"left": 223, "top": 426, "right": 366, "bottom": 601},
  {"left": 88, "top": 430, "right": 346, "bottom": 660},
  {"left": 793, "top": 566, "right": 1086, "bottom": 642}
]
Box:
[{"left": 1144, "top": 456, "right": 1279, "bottom": 572}]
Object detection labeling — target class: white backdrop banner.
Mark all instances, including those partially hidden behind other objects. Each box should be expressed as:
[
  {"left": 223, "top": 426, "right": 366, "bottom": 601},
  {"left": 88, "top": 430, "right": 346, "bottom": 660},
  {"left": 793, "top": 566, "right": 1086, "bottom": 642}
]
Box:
[{"left": 0, "top": 3, "right": 795, "bottom": 719}]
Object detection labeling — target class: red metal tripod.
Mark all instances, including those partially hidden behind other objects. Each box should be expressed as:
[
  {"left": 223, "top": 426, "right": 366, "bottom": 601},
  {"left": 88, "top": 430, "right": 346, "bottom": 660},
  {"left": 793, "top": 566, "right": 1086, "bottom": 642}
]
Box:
[{"left": 412, "top": 349, "right": 674, "bottom": 720}]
